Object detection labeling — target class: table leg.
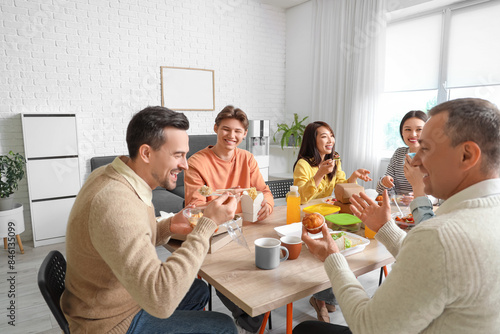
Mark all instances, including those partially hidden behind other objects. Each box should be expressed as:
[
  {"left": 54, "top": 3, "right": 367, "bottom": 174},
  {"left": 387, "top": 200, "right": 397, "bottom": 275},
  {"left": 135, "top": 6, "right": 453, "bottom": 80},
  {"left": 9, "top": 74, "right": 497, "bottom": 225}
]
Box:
[
  {"left": 258, "top": 311, "right": 270, "bottom": 334},
  {"left": 286, "top": 303, "right": 293, "bottom": 334},
  {"left": 208, "top": 283, "right": 212, "bottom": 311},
  {"left": 15, "top": 235, "right": 24, "bottom": 254}
]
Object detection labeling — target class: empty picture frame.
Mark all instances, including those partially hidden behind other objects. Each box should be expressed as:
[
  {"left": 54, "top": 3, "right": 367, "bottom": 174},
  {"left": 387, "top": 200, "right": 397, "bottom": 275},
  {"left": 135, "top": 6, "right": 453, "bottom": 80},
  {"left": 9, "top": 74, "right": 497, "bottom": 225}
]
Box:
[{"left": 161, "top": 66, "right": 215, "bottom": 111}]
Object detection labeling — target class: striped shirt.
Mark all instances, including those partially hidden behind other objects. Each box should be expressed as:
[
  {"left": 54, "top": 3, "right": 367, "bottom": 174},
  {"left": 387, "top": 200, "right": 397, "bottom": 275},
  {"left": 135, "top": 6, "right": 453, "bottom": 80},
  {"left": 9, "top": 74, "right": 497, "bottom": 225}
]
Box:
[{"left": 376, "top": 146, "right": 413, "bottom": 195}]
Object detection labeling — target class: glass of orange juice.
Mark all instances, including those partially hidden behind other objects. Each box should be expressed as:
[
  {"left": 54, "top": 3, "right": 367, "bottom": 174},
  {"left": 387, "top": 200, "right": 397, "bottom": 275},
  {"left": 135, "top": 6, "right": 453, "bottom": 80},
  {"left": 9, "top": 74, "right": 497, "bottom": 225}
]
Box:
[{"left": 364, "top": 225, "right": 376, "bottom": 239}]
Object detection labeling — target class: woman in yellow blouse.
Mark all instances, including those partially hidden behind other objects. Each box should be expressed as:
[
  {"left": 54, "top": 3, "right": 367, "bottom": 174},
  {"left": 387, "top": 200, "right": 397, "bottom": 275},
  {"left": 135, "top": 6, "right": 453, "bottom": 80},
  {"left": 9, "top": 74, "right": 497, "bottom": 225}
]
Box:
[
  {"left": 293, "top": 121, "right": 371, "bottom": 204},
  {"left": 293, "top": 121, "right": 372, "bottom": 323}
]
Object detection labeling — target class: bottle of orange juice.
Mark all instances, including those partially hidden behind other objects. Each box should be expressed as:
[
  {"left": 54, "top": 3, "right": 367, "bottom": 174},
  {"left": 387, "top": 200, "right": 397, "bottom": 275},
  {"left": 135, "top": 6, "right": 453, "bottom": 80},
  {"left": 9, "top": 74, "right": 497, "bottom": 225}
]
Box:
[{"left": 286, "top": 185, "right": 301, "bottom": 225}]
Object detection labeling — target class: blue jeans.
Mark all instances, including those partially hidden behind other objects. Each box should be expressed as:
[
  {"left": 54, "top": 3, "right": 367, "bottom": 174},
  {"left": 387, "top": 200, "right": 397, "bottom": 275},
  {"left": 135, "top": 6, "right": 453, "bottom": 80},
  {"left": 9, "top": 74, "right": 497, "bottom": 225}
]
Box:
[
  {"left": 127, "top": 279, "right": 237, "bottom": 334},
  {"left": 313, "top": 287, "right": 337, "bottom": 305}
]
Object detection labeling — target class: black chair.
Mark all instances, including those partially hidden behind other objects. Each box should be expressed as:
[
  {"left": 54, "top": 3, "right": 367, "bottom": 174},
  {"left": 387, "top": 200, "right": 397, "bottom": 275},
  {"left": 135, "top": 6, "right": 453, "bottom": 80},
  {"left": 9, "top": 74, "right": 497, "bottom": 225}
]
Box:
[
  {"left": 38, "top": 250, "right": 70, "bottom": 334},
  {"left": 266, "top": 178, "right": 294, "bottom": 198}
]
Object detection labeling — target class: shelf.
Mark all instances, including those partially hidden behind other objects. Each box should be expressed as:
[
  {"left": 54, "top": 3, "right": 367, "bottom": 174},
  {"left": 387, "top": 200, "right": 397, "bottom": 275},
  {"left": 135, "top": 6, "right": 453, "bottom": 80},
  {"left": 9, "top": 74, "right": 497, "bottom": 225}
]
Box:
[{"left": 270, "top": 145, "right": 300, "bottom": 150}]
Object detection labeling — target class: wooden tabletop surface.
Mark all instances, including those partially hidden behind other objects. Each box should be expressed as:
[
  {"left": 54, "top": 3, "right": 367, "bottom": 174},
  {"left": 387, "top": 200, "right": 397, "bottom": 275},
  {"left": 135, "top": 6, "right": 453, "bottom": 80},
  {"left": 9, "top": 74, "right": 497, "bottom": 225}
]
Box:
[{"left": 166, "top": 200, "right": 395, "bottom": 317}]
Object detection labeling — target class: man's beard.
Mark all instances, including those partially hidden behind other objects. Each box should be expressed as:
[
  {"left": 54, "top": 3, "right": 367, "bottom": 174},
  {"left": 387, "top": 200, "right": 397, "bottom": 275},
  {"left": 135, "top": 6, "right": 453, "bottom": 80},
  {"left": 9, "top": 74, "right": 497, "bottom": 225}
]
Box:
[{"left": 153, "top": 171, "right": 178, "bottom": 191}]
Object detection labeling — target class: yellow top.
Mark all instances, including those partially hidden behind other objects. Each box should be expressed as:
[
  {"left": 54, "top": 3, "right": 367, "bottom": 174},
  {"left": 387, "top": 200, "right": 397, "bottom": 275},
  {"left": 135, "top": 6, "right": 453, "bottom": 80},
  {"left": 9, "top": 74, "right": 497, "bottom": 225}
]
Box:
[{"left": 293, "top": 158, "right": 348, "bottom": 204}]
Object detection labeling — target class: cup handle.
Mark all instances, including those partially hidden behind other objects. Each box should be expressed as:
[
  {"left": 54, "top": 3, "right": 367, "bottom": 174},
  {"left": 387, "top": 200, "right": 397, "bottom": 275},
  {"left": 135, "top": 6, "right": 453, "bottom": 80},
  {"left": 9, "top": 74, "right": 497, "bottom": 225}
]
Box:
[{"left": 280, "top": 246, "right": 289, "bottom": 262}]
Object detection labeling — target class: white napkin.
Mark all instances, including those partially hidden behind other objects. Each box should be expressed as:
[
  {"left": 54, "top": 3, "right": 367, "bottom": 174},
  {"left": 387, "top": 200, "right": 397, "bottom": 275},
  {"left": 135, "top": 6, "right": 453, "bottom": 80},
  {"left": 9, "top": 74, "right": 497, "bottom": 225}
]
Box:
[{"left": 157, "top": 211, "right": 175, "bottom": 222}]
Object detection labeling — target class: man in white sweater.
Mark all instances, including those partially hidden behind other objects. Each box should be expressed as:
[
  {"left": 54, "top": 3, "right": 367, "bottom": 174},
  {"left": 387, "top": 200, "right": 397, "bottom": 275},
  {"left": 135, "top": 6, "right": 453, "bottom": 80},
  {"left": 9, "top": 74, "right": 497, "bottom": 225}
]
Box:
[{"left": 294, "top": 98, "right": 500, "bottom": 334}]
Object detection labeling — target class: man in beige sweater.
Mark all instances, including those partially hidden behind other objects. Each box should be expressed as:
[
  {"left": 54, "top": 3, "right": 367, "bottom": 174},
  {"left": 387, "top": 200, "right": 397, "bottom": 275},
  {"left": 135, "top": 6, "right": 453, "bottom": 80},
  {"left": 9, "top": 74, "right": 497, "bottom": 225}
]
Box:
[
  {"left": 61, "top": 106, "right": 238, "bottom": 333},
  {"left": 295, "top": 98, "right": 500, "bottom": 333}
]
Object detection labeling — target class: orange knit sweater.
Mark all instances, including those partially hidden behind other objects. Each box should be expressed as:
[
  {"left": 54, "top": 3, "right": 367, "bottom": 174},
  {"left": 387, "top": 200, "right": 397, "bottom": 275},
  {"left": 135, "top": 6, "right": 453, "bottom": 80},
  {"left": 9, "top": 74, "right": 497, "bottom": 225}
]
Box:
[{"left": 184, "top": 147, "right": 274, "bottom": 213}]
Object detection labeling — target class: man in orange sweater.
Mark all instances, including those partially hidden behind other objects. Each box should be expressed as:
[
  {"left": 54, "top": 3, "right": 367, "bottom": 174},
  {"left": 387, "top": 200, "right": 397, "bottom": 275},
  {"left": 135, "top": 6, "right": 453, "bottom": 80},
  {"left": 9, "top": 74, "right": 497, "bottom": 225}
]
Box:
[
  {"left": 184, "top": 105, "right": 274, "bottom": 219},
  {"left": 61, "top": 106, "right": 238, "bottom": 333},
  {"left": 184, "top": 105, "right": 274, "bottom": 333}
]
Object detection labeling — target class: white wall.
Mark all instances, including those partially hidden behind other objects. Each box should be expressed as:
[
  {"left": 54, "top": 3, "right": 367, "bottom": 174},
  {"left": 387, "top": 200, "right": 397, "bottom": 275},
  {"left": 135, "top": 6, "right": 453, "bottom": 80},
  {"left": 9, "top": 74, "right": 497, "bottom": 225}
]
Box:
[
  {"left": 267, "top": 0, "right": 313, "bottom": 177},
  {"left": 0, "top": 0, "right": 286, "bottom": 242},
  {"left": 285, "top": 0, "right": 312, "bottom": 118}
]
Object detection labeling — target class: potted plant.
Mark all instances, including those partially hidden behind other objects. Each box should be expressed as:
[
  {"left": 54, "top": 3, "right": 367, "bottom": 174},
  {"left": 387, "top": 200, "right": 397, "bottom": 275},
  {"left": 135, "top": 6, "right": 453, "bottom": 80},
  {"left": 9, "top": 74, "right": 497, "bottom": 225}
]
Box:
[
  {"left": 0, "top": 151, "right": 26, "bottom": 211},
  {"left": 273, "top": 113, "right": 309, "bottom": 149}
]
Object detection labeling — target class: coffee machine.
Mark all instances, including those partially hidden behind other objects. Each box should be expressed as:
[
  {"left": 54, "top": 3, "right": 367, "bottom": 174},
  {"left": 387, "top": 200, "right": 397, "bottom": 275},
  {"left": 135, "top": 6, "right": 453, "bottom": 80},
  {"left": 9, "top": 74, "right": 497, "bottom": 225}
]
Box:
[{"left": 246, "top": 120, "right": 270, "bottom": 181}]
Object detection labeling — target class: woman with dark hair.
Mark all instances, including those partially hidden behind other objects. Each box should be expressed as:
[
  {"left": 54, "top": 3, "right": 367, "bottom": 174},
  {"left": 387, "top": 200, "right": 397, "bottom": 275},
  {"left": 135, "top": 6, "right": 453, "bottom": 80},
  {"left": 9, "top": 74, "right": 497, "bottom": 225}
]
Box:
[
  {"left": 293, "top": 121, "right": 371, "bottom": 323},
  {"left": 293, "top": 121, "right": 372, "bottom": 204},
  {"left": 376, "top": 110, "right": 428, "bottom": 203}
]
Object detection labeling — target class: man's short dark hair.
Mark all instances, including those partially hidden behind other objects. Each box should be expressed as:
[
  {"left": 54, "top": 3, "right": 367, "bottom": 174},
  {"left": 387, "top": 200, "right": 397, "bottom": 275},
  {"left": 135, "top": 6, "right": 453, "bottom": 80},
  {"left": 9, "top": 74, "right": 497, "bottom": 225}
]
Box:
[
  {"left": 126, "top": 106, "right": 189, "bottom": 159},
  {"left": 429, "top": 98, "right": 500, "bottom": 172},
  {"left": 215, "top": 105, "right": 249, "bottom": 130}
]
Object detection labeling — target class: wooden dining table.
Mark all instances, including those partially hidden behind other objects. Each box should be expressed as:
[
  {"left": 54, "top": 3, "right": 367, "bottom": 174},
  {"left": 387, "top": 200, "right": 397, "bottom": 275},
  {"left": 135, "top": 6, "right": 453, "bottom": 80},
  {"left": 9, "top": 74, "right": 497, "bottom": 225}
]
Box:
[{"left": 165, "top": 199, "right": 395, "bottom": 334}]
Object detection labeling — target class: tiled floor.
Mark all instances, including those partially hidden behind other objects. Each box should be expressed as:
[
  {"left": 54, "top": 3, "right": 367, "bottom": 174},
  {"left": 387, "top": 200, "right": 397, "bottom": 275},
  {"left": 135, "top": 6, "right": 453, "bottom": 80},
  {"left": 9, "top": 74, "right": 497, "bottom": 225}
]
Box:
[{"left": 0, "top": 241, "right": 385, "bottom": 334}]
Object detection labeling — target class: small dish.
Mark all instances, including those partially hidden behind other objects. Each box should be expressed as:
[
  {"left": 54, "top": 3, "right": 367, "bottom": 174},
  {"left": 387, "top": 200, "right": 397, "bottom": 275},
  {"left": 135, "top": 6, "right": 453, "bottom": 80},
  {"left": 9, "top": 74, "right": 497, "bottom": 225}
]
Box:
[
  {"left": 321, "top": 197, "right": 338, "bottom": 205},
  {"left": 183, "top": 208, "right": 204, "bottom": 227},
  {"left": 274, "top": 222, "right": 333, "bottom": 239},
  {"left": 391, "top": 212, "right": 415, "bottom": 229},
  {"left": 330, "top": 231, "right": 370, "bottom": 256}
]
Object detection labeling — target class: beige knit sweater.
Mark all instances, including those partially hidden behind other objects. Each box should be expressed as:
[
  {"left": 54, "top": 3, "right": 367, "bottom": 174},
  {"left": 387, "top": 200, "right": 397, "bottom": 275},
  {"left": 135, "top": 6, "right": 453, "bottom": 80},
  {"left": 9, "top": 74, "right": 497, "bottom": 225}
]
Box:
[
  {"left": 61, "top": 157, "right": 216, "bottom": 333},
  {"left": 325, "top": 179, "right": 500, "bottom": 333}
]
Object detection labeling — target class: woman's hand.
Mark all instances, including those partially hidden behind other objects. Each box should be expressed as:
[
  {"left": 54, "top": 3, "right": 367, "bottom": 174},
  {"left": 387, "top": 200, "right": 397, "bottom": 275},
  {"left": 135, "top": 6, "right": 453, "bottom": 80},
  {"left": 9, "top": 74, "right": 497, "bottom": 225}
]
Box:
[
  {"left": 400, "top": 193, "right": 414, "bottom": 205},
  {"left": 381, "top": 175, "right": 394, "bottom": 188},
  {"left": 318, "top": 159, "right": 335, "bottom": 177},
  {"left": 314, "top": 159, "right": 335, "bottom": 186},
  {"left": 404, "top": 154, "right": 425, "bottom": 197},
  {"left": 348, "top": 169, "right": 372, "bottom": 183}
]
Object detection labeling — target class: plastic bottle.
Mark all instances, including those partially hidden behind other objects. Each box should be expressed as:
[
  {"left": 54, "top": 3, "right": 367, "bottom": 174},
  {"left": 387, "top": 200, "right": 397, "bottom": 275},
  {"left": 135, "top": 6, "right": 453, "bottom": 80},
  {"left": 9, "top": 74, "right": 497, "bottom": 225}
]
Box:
[{"left": 286, "top": 185, "right": 301, "bottom": 225}]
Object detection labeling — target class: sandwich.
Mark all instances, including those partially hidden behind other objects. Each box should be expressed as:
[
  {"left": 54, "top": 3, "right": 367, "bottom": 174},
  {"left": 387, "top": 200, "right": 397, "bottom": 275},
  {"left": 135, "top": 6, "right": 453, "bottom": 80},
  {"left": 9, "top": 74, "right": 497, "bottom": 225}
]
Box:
[{"left": 332, "top": 232, "right": 355, "bottom": 251}]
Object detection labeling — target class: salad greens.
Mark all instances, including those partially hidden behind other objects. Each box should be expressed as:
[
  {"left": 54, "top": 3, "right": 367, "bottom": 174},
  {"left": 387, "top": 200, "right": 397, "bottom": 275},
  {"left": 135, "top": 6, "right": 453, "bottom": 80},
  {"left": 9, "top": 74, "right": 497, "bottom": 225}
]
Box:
[
  {"left": 331, "top": 232, "right": 352, "bottom": 249},
  {"left": 331, "top": 231, "right": 346, "bottom": 240}
]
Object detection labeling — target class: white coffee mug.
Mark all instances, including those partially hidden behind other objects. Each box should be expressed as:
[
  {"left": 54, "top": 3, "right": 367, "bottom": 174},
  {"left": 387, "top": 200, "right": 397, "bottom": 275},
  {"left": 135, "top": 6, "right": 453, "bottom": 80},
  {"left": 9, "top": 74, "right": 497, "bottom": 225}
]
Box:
[{"left": 254, "top": 237, "right": 289, "bottom": 270}]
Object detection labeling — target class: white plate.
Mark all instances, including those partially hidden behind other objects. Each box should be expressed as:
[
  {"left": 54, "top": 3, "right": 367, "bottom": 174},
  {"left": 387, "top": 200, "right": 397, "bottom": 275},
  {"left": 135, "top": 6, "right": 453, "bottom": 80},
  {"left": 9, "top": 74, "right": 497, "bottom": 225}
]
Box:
[
  {"left": 331, "top": 231, "right": 370, "bottom": 256},
  {"left": 274, "top": 222, "right": 333, "bottom": 239},
  {"left": 275, "top": 224, "right": 370, "bottom": 256}
]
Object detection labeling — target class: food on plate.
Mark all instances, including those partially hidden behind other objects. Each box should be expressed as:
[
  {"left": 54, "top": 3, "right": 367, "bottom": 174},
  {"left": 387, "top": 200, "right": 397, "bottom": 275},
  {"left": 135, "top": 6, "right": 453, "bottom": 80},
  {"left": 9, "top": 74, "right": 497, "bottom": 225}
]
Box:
[
  {"left": 302, "top": 213, "right": 325, "bottom": 233},
  {"left": 188, "top": 211, "right": 203, "bottom": 226},
  {"left": 331, "top": 232, "right": 362, "bottom": 250},
  {"left": 324, "top": 197, "right": 338, "bottom": 205},
  {"left": 395, "top": 213, "right": 414, "bottom": 224},
  {"left": 247, "top": 187, "right": 258, "bottom": 200},
  {"left": 199, "top": 185, "right": 212, "bottom": 196}
]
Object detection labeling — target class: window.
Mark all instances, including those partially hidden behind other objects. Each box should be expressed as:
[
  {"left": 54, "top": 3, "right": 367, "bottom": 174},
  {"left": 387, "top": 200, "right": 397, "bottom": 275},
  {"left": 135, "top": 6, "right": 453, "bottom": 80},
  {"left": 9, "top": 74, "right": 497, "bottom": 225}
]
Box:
[{"left": 379, "top": 0, "right": 500, "bottom": 155}]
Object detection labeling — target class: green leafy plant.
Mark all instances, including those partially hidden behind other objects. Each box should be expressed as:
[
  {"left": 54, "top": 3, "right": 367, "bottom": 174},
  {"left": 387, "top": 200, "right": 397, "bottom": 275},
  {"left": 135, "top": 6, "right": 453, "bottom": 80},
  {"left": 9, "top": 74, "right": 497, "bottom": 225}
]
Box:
[
  {"left": 0, "top": 151, "right": 26, "bottom": 198},
  {"left": 273, "top": 113, "right": 309, "bottom": 149}
]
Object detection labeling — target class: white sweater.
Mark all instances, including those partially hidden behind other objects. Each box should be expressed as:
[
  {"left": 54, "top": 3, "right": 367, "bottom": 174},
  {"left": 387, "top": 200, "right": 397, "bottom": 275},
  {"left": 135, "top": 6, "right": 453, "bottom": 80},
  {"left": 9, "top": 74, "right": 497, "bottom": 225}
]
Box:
[{"left": 325, "top": 179, "right": 500, "bottom": 333}]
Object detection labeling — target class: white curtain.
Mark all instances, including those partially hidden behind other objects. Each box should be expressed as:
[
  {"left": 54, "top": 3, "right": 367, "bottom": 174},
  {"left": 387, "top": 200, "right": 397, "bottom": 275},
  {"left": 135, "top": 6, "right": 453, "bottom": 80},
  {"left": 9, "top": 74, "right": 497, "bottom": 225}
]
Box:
[{"left": 311, "top": 0, "right": 386, "bottom": 189}]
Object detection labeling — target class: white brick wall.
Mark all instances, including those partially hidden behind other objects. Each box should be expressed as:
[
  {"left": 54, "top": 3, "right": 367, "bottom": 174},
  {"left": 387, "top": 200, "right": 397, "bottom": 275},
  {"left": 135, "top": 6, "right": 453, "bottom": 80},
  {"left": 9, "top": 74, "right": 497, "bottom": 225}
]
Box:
[{"left": 0, "top": 0, "right": 286, "bottom": 242}]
